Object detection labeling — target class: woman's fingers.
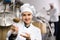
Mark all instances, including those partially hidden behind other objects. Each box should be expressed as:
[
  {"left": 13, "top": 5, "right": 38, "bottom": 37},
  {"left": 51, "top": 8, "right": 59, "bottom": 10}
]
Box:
[
  {"left": 10, "top": 25, "right": 18, "bottom": 32},
  {"left": 20, "top": 33, "right": 30, "bottom": 38}
]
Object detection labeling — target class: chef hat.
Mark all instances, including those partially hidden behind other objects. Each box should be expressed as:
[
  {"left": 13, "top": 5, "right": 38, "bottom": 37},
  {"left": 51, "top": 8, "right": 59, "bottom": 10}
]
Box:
[{"left": 20, "top": 3, "right": 36, "bottom": 15}]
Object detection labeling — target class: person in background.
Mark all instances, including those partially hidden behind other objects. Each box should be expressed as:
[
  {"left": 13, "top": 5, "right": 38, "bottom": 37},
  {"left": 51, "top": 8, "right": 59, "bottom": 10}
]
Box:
[
  {"left": 47, "top": 4, "right": 59, "bottom": 39},
  {"left": 6, "top": 3, "right": 42, "bottom": 40}
]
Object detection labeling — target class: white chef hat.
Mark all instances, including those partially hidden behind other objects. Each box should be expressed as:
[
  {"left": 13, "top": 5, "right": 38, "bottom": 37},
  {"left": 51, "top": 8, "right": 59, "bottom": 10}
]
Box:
[{"left": 20, "top": 3, "right": 36, "bottom": 15}]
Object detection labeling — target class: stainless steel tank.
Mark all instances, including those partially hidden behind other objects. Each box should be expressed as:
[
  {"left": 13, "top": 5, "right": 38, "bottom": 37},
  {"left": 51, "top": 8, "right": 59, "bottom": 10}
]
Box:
[{"left": 0, "top": 12, "right": 15, "bottom": 27}]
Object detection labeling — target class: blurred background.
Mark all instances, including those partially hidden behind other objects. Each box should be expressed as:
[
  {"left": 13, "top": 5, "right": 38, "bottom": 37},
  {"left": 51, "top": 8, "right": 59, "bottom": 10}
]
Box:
[{"left": 0, "top": 0, "right": 60, "bottom": 40}]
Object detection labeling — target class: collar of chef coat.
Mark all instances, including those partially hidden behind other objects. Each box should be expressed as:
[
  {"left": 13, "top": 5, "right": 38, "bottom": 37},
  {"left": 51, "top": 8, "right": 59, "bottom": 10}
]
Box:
[
  {"left": 18, "top": 22, "right": 33, "bottom": 34},
  {"left": 22, "top": 22, "right": 32, "bottom": 28}
]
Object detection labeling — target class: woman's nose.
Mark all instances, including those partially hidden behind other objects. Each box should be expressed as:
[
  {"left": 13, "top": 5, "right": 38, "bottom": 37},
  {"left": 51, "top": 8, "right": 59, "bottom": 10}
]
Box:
[{"left": 25, "top": 16, "right": 29, "bottom": 19}]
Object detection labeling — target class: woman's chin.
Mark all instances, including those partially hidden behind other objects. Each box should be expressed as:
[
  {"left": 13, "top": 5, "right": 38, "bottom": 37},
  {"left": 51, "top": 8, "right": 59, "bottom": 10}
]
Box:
[{"left": 25, "top": 22, "right": 30, "bottom": 24}]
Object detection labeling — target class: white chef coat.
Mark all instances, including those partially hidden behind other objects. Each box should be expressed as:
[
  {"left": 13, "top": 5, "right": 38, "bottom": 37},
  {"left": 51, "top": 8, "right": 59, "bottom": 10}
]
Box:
[
  {"left": 49, "top": 9, "right": 59, "bottom": 22},
  {"left": 6, "top": 22, "right": 42, "bottom": 40}
]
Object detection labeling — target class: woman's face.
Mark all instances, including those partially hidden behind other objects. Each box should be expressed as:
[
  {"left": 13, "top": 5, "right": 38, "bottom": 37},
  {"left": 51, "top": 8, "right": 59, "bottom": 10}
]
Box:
[{"left": 22, "top": 11, "right": 32, "bottom": 24}]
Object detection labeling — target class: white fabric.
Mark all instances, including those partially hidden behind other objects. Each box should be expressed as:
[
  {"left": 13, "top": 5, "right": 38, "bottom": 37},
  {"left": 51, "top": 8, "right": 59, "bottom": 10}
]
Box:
[
  {"left": 20, "top": 3, "right": 36, "bottom": 15},
  {"left": 21, "top": 7, "right": 33, "bottom": 14},
  {"left": 49, "top": 9, "right": 59, "bottom": 22},
  {"left": 6, "top": 22, "right": 42, "bottom": 40}
]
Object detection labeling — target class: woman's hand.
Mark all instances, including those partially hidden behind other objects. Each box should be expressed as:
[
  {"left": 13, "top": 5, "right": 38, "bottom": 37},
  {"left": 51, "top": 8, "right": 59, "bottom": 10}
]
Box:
[
  {"left": 20, "top": 33, "right": 31, "bottom": 40},
  {"left": 10, "top": 25, "right": 18, "bottom": 33}
]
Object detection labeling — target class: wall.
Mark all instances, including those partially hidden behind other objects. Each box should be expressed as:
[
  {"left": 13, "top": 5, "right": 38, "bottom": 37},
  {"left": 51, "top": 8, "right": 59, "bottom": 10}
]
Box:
[{"left": 21, "top": 0, "right": 59, "bottom": 14}]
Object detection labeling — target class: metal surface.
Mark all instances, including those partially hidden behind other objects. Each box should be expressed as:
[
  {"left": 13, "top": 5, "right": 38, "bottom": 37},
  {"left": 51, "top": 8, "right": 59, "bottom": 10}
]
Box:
[
  {"left": 0, "top": 0, "right": 15, "bottom": 27},
  {"left": 0, "top": 12, "right": 15, "bottom": 26}
]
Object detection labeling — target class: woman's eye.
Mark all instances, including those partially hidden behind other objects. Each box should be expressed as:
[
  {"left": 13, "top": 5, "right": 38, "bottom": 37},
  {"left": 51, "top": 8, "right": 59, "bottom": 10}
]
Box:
[
  {"left": 22, "top": 14, "right": 26, "bottom": 16},
  {"left": 28, "top": 14, "right": 31, "bottom": 16}
]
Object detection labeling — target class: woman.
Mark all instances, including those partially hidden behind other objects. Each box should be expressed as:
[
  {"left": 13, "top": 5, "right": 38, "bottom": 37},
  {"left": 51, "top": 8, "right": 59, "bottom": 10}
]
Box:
[{"left": 6, "top": 3, "right": 42, "bottom": 40}]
